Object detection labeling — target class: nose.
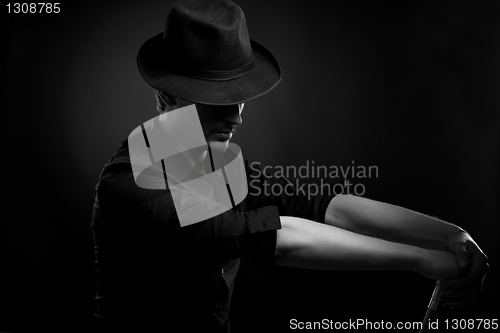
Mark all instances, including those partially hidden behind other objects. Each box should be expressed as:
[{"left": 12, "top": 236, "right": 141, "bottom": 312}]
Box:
[{"left": 224, "top": 104, "right": 243, "bottom": 126}]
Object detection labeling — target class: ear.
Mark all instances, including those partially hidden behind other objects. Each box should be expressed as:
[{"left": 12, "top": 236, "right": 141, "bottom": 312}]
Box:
[
  {"left": 156, "top": 90, "right": 177, "bottom": 107},
  {"left": 161, "top": 92, "right": 177, "bottom": 106}
]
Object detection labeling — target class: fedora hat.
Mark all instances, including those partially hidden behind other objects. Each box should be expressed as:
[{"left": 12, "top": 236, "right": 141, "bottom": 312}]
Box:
[{"left": 137, "top": 0, "right": 281, "bottom": 105}]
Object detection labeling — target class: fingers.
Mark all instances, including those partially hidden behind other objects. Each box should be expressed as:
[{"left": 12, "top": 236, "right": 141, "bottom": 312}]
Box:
[
  {"left": 443, "top": 276, "right": 485, "bottom": 309},
  {"left": 443, "top": 235, "right": 489, "bottom": 309},
  {"left": 445, "top": 282, "right": 483, "bottom": 300},
  {"left": 452, "top": 240, "right": 469, "bottom": 269},
  {"left": 444, "top": 255, "right": 489, "bottom": 309},
  {"left": 444, "top": 286, "right": 482, "bottom": 308},
  {"left": 448, "top": 258, "right": 489, "bottom": 289}
]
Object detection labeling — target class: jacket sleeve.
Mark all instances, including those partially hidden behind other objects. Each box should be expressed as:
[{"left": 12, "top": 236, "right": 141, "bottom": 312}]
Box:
[
  {"left": 244, "top": 160, "right": 336, "bottom": 224},
  {"left": 136, "top": 188, "right": 281, "bottom": 263}
]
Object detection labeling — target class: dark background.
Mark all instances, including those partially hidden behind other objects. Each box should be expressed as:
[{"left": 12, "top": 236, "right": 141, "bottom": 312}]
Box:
[{"left": 3, "top": 0, "right": 499, "bottom": 332}]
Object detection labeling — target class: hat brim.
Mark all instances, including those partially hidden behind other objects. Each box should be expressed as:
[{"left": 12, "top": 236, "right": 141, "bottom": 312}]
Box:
[{"left": 137, "top": 33, "right": 281, "bottom": 105}]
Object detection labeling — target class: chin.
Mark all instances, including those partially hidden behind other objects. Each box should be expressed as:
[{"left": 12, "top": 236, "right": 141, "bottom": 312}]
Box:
[{"left": 208, "top": 140, "right": 229, "bottom": 153}]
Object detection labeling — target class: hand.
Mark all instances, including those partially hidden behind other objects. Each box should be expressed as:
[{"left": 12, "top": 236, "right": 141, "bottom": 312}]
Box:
[{"left": 443, "top": 231, "right": 489, "bottom": 309}]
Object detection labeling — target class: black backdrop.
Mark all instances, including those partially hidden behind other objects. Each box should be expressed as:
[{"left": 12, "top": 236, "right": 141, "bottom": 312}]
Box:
[{"left": 3, "top": 0, "right": 499, "bottom": 332}]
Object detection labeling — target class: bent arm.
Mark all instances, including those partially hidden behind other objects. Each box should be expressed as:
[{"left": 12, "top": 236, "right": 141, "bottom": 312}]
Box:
[
  {"left": 274, "top": 216, "right": 459, "bottom": 280},
  {"left": 324, "top": 195, "right": 463, "bottom": 251}
]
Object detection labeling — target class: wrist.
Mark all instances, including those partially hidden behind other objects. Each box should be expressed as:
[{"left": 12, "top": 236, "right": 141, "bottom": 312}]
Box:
[
  {"left": 418, "top": 247, "right": 459, "bottom": 280},
  {"left": 413, "top": 246, "right": 429, "bottom": 275}
]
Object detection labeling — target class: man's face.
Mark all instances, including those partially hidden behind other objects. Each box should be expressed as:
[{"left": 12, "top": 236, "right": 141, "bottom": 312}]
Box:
[{"left": 195, "top": 103, "right": 244, "bottom": 152}]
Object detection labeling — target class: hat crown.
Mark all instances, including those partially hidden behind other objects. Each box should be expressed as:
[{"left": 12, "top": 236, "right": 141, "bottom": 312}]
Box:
[
  {"left": 136, "top": 0, "right": 281, "bottom": 105},
  {"left": 164, "top": 0, "right": 253, "bottom": 73}
]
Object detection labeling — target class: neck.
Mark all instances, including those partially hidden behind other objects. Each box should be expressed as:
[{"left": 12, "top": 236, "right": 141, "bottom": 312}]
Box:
[{"left": 182, "top": 146, "right": 209, "bottom": 175}]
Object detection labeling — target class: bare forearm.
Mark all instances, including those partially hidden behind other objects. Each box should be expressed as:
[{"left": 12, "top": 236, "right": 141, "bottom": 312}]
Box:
[
  {"left": 325, "top": 195, "right": 463, "bottom": 251},
  {"left": 274, "top": 216, "right": 458, "bottom": 280}
]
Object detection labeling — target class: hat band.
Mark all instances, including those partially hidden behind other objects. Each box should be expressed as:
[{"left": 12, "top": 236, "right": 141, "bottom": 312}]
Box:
[{"left": 174, "top": 56, "right": 255, "bottom": 81}]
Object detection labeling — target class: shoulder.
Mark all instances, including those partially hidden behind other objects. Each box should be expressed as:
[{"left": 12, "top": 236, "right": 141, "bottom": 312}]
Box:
[
  {"left": 244, "top": 160, "right": 264, "bottom": 177},
  {"left": 95, "top": 140, "right": 163, "bottom": 212}
]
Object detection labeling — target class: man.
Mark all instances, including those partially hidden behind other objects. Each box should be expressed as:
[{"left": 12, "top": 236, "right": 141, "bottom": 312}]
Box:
[{"left": 91, "top": 0, "right": 489, "bottom": 332}]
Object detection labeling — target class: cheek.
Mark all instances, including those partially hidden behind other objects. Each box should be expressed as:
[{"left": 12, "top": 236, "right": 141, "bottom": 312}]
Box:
[
  {"left": 203, "top": 130, "right": 214, "bottom": 142},
  {"left": 196, "top": 115, "right": 209, "bottom": 134},
  {"left": 202, "top": 125, "right": 213, "bottom": 137},
  {"left": 197, "top": 115, "right": 215, "bottom": 135}
]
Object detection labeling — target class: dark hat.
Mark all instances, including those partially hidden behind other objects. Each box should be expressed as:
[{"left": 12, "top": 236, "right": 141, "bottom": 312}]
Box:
[{"left": 137, "top": 0, "right": 281, "bottom": 105}]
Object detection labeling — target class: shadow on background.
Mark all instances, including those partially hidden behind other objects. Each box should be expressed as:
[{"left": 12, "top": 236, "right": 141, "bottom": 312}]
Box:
[{"left": 3, "top": 0, "right": 499, "bottom": 332}]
